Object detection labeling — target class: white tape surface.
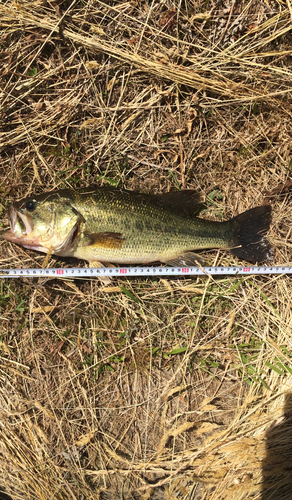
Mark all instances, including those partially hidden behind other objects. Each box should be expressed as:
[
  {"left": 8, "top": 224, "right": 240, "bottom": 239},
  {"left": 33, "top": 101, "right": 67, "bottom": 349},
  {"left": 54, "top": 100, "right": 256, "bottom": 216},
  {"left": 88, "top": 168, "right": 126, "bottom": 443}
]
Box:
[{"left": 0, "top": 266, "right": 291, "bottom": 278}]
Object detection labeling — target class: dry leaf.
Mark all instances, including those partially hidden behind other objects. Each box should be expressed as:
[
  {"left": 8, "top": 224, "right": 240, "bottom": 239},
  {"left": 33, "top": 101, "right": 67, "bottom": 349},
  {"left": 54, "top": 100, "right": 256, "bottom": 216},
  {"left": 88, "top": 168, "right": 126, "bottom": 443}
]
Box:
[
  {"left": 157, "top": 421, "right": 197, "bottom": 456},
  {"left": 189, "top": 12, "right": 211, "bottom": 23},
  {"left": 80, "top": 117, "right": 104, "bottom": 129},
  {"left": 99, "top": 286, "right": 122, "bottom": 293},
  {"left": 85, "top": 61, "right": 100, "bottom": 69},
  {"left": 75, "top": 430, "right": 96, "bottom": 447},
  {"left": 264, "top": 180, "right": 292, "bottom": 200},
  {"left": 32, "top": 305, "right": 55, "bottom": 313},
  {"left": 201, "top": 404, "right": 217, "bottom": 411},
  {"left": 107, "top": 78, "right": 115, "bottom": 91},
  {"left": 89, "top": 26, "right": 105, "bottom": 35},
  {"left": 186, "top": 119, "right": 194, "bottom": 137},
  {"left": 121, "top": 111, "right": 141, "bottom": 130},
  {"left": 32, "top": 158, "right": 42, "bottom": 185}
]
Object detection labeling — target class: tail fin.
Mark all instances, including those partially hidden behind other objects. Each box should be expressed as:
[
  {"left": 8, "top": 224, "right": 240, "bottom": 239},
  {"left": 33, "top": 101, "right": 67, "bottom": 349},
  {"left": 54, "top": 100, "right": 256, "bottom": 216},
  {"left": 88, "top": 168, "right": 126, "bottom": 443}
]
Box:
[{"left": 229, "top": 205, "right": 272, "bottom": 263}]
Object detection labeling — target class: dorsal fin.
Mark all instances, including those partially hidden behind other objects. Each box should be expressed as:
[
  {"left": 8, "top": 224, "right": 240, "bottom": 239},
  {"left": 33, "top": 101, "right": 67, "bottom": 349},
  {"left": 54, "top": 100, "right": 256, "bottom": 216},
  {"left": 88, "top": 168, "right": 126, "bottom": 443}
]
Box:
[{"left": 152, "top": 190, "right": 204, "bottom": 215}]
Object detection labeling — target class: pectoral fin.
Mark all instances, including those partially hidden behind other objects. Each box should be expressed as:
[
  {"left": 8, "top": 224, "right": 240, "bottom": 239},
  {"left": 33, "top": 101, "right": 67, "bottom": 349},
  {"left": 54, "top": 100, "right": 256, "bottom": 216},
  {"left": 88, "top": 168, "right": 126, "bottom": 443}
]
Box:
[{"left": 85, "top": 232, "right": 126, "bottom": 249}]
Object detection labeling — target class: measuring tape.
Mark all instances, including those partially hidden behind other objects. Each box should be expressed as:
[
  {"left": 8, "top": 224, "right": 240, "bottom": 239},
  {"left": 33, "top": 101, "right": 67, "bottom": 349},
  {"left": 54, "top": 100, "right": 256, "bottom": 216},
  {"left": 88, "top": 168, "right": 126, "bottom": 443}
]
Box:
[{"left": 0, "top": 266, "right": 291, "bottom": 278}]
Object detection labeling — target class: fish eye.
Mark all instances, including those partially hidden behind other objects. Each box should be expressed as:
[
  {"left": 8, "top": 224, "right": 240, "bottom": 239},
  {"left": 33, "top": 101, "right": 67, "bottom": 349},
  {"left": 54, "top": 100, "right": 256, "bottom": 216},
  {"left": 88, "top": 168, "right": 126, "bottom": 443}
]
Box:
[{"left": 25, "top": 200, "right": 37, "bottom": 212}]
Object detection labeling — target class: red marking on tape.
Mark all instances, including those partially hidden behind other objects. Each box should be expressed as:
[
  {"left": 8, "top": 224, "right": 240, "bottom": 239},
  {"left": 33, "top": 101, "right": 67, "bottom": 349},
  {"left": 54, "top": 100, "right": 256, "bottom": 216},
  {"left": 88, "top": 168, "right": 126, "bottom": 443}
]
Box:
[
  {"left": 243, "top": 267, "right": 250, "bottom": 272},
  {"left": 56, "top": 269, "right": 64, "bottom": 275},
  {"left": 120, "top": 268, "right": 127, "bottom": 274},
  {"left": 182, "top": 268, "right": 189, "bottom": 273}
]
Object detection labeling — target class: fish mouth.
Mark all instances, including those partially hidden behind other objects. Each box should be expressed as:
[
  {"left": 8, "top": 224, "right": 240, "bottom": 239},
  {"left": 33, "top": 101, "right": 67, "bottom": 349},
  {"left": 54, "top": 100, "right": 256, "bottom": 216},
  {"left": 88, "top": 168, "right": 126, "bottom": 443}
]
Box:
[
  {"left": 0, "top": 205, "right": 36, "bottom": 247},
  {"left": 8, "top": 205, "right": 33, "bottom": 236},
  {"left": 1, "top": 205, "right": 80, "bottom": 255}
]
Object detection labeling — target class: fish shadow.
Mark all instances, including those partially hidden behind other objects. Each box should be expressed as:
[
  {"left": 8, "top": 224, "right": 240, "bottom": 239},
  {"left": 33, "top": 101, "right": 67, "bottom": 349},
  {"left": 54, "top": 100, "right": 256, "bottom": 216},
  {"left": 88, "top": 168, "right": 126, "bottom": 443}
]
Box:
[
  {"left": 261, "top": 393, "right": 292, "bottom": 499},
  {"left": 0, "top": 490, "right": 12, "bottom": 500}
]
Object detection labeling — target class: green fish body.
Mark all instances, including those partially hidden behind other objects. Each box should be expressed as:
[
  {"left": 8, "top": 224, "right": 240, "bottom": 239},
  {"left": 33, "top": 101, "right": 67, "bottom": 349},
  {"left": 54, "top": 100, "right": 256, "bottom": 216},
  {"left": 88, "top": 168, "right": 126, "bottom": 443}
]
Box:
[{"left": 0, "top": 187, "right": 272, "bottom": 265}]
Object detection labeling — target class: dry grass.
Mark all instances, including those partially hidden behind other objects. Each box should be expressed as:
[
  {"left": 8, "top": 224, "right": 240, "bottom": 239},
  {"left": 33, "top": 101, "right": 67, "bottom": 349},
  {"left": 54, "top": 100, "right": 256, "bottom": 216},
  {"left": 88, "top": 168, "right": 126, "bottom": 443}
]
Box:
[{"left": 1, "top": 0, "right": 292, "bottom": 498}]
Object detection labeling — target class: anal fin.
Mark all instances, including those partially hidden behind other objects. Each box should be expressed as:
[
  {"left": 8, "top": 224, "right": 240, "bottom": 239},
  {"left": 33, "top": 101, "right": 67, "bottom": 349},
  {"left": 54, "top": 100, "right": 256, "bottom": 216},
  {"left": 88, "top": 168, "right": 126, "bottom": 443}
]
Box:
[
  {"left": 89, "top": 260, "right": 116, "bottom": 284},
  {"left": 162, "top": 252, "right": 205, "bottom": 267}
]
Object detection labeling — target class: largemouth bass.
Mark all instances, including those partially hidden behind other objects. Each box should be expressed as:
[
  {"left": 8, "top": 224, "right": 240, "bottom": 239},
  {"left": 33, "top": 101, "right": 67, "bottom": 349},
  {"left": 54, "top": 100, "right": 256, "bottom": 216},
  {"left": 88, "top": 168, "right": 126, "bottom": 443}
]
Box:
[{"left": 0, "top": 187, "right": 272, "bottom": 265}]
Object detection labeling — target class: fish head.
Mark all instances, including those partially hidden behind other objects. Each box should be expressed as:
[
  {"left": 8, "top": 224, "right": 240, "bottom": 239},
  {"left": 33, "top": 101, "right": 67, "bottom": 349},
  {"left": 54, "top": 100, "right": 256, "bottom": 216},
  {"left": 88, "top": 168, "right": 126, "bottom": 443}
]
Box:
[{"left": 1, "top": 191, "right": 82, "bottom": 255}]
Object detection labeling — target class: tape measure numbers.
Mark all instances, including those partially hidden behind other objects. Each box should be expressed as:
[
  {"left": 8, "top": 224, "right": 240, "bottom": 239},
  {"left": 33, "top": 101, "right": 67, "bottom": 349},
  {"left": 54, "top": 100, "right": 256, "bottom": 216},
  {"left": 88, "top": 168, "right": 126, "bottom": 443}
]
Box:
[{"left": 0, "top": 266, "right": 291, "bottom": 278}]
